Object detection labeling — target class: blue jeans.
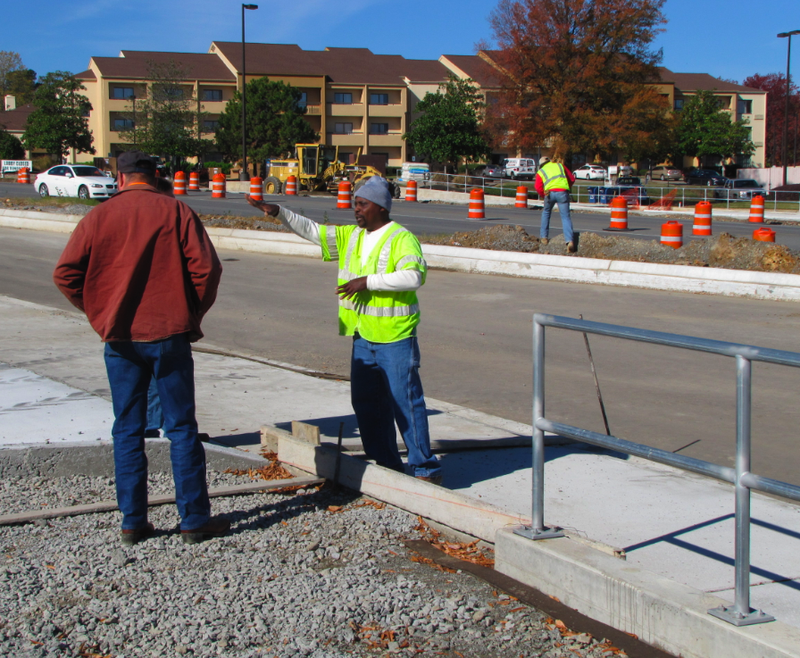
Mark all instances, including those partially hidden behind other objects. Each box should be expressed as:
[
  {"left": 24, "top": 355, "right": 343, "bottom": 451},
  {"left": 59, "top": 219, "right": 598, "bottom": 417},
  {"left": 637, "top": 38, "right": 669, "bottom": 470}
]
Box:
[
  {"left": 145, "top": 377, "right": 163, "bottom": 437},
  {"left": 351, "top": 335, "right": 441, "bottom": 479},
  {"left": 103, "top": 334, "right": 210, "bottom": 531},
  {"left": 540, "top": 190, "right": 574, "bottom": 243}
]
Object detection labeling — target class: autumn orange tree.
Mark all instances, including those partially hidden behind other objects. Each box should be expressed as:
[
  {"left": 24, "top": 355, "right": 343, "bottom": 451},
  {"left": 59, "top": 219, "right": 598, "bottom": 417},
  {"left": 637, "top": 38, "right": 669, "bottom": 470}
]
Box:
[{"left": 486, "top": 0, "right": 671, "bottom": 163}]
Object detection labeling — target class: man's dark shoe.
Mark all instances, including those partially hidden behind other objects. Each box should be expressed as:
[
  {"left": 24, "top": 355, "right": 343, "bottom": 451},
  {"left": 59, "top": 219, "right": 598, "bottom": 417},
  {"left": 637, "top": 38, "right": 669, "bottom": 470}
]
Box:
[
  {"left": 181, "top": 517, "right": 230, "bottom": 545},
  {"left": 415, "top": 475, "right": 443, "bottom": 486},
  {"left": 121, "top": 522, "right": 155, "bottom": 547},
  {"left": 566, "top": 241, "right": 577, "bottom": 253}
]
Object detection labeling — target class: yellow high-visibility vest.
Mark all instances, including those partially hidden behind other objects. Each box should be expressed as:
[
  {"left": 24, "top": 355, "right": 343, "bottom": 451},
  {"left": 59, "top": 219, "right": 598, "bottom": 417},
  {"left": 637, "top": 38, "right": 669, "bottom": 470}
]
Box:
[{"left": 538, "top": 162, "right": 570, "bottom": 192}]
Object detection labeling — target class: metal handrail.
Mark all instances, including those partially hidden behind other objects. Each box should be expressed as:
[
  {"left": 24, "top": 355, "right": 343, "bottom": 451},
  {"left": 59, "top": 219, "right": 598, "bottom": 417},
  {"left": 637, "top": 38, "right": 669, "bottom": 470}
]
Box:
[{"left": 522, "top": 313, "right": 800, "bottom": 627}]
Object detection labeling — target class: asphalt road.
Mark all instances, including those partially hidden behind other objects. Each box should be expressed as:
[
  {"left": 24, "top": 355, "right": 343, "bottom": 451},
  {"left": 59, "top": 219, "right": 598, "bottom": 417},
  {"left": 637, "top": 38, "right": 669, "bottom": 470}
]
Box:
[
  {"left": 2, "top": 223, "right": 800, "bottom": 490},
  {"left": 4, "top": 180, "right": 800, "bottom": 248}
]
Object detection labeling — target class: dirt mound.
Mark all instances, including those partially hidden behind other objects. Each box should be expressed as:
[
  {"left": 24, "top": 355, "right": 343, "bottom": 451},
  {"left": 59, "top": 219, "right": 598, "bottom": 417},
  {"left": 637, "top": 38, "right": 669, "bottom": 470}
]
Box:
[{"left": 424, "top": 224, "right": 800, "bottom": 274}]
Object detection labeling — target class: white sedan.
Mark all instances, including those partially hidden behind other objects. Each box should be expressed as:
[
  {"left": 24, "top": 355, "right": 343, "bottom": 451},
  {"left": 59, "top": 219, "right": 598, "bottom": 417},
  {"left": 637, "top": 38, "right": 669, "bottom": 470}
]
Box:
[
  {"left": 574, "top": 164, "right": 606, "bottom": 180},
  {"left": 35, "top": 165, "right": 117, "bottom": 200}
]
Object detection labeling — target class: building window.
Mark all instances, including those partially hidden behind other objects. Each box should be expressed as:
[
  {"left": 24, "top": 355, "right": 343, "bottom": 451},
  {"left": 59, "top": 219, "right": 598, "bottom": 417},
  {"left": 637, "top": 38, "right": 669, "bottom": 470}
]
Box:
[
  {"left": 334, "top": 92, "right": 353, "bottom": 104},
  {"left": 111, "top": 87, "right": 135, "bottom": 100},
  {"left": 370, "top": 123, "right": 389, "bottom": 135},
  {"left": 203, "top": 89, "right": 223, "bottom": 102},
  {"left": 370, "top": 93, "right": 389, "bottom": 105},
  {"left": 674, "top": 98, "right": 684, "bottom": 111},
  {"left": 203, "top": 120, "right": 219, "bottom": 132},
  {"left": 334, "top": 122, "right": 353, "bottom": 134},
  {"left": 297, "top": 92, "right": 307, "bottom": 109},
  {"left": 737, "top": 99, "right": 753, "bottom": 114},
  {"left": 113, "top": 118, "right": 134, "bottom": 131}
]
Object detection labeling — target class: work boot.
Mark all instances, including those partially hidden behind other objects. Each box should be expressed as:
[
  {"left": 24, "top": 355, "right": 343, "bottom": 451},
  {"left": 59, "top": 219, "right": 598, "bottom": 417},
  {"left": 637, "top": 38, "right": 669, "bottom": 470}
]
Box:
[
  {"left": 121, "top": 522, "right": 155, "bottom": 547},
  {"left": 181, "top": 516, "right": 231, "bottom": 545},
  {"left": 540, "top": 237, "right": 549, "bottom": 246},
  {"left": 566, "top": 241, "right": 577, "bottom": 253},
  {"left": 415, "top": 475, "right": 443, "bottom": 486}
]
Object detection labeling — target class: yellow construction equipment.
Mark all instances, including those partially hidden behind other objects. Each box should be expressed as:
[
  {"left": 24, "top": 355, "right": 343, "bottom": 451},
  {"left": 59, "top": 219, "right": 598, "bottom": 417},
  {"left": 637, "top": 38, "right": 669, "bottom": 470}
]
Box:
[{"left": 263, "top": 145, "right": 393, "bottom": 196}]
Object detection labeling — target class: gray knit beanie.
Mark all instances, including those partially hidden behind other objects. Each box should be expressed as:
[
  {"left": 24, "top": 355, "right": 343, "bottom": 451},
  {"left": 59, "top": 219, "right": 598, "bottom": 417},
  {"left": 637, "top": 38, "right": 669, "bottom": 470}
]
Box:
[{"left": 354, "top": 176, "right": 392, "bottom": 212}]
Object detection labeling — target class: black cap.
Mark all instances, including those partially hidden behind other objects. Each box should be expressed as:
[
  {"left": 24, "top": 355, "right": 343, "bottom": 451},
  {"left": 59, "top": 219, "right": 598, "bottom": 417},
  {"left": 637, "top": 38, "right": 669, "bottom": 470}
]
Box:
[{"left": 117, "top": 151, "right": 156, "bottom": 174}]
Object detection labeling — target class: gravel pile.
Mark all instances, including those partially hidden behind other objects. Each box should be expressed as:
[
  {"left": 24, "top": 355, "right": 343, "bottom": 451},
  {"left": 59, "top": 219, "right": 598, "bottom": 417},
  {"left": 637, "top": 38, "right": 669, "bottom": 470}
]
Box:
[{"left": 0, "top": 469, "right": 628, "bottom": 658}]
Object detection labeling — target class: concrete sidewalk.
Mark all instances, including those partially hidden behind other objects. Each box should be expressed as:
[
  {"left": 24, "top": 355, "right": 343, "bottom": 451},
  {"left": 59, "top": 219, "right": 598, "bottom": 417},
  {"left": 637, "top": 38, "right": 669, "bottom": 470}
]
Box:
[{"left": 1, "top": 294, "right": 798, "bottom": 658}]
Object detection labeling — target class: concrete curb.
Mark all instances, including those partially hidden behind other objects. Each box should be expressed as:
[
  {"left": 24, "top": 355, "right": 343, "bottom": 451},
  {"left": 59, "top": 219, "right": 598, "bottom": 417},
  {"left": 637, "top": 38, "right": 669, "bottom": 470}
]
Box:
[
  {"left": 495, "top": 527, "right": 800, "bottom": 658},
  {"left": 4, "top": 209, "right": 800, "bottom": 301}
]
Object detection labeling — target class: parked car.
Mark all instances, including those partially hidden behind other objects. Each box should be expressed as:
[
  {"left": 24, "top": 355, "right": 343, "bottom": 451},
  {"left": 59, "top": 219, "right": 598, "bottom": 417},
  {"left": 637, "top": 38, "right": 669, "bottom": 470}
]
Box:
[
  {"left": 574, "top": 164, "right": 606, "bottom": 180},
  {"left": 503, "top": 157, "right": 537, "bottom": 180},
  {"left": 478, "top": 163, "right": 506, "bottom": 179},
  {"left": 684, "top": 169, "right": 727, "bottom": 186},
  {"left": 715, "top": 179, "right": 766, "bottom": 200},
  {"left": 34, "top": 165, "right": 118, "bottom": 199},
  {"left": 616, "top": 176, "right": 641, "bottom": 186},
  {"left": 648, "top": 165, "right": 682, "bottom": 181}
]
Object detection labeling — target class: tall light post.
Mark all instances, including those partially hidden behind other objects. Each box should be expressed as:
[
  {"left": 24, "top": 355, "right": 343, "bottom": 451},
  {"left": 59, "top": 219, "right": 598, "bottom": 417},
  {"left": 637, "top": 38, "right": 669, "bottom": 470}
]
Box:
[
  {"left": 130, "top": 94, "right": 136, "bottom": 147},
  {"left": 240, "top": 3, "right": 258, "bottom": 181},
  {"left": 778, "top": 30, "right": 800, "bottom": 186}
]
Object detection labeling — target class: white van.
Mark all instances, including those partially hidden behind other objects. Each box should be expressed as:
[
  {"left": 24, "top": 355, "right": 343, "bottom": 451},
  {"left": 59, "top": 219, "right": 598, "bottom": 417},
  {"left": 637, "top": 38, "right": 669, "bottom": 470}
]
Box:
[
  {"left": 397, "top": 162, "right": 430, "bottom": 183},
  {"left": 503, "top": 158, "right": 537, "bottom": 180}
]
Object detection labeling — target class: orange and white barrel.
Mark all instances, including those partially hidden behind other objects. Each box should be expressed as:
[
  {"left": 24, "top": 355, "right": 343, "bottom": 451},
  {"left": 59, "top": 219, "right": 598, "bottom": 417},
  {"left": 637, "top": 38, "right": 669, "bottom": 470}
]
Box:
[
  {"left": 468, "top": 188, "right": 485, "bottom": 220},
  {"left": 748, "top": 195, "right": 765, "bottom": 223},
  {"left": 660, "top": 220, "right": 683, "bottom": 249},
  {"left": 249, "top": 177, "right": 263, "bottom": 201},
  {"left": 188, "top": 171, "right": 200, "bottom": 191},
  {"left": 405, "top": 180, "right": 418, "bottom": 202},
  {"left": 17, "top": 167, "right": 29, "bottom": 184},
  {"left": 515, "top": 186, "right": 528, "bottom": 209},
  {"left": 692, "top": 201, "right": 712, "bottom": 236},
  {"left": 609, "top": 197, "right": 628, "bottom": 229},
  {"left": 173, "top": 171, "right": 187, "bottom": 195},
  {"left": 212, "top": 173, "right": 226, "bottom": 199},
  {"left": 753, "top": 227, "right": 776, "bottom": 242},
  {"left": 285, "top": 175, "right": 297, "bottom": 196},
  {"left": 337, "top": 181, "right": 352, "bottom": 209}
]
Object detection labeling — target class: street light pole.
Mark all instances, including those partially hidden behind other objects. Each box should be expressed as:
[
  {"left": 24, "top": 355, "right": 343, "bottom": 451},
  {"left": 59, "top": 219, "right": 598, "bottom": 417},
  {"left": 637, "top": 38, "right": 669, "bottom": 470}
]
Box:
[
  {"left": 131, "top": 94, "right": 137, "bottom": 147},
  {"left": 240, "top": 4, "right": 258, "bottom": 181},
  {"left": 778, "top": 30, "right": 800, "bottom": 186}
]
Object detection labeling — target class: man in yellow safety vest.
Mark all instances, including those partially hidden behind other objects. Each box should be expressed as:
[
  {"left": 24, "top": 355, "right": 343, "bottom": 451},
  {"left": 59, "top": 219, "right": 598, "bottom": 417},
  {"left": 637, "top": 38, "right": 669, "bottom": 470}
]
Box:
[
  {"left": 535, "top": 156, "right": 577, "bottom": 253},
  {"left": 246, "top": 177, "right": 442, "bottom": 484}
]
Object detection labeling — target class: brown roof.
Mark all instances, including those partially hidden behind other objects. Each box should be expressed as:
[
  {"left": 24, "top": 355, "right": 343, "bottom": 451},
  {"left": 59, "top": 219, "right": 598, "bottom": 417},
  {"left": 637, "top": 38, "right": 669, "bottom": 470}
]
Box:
[
  {"left": 92, "top": 51, "right": 236, "bottom": 82},
  {"left": 75, "top": 69, "right": 97, "bottom": 81},
  {"left": 657, "top": 67, "right": 765, "bottom": 94},
  {"left": 441, "top": 55, "right": 501, "bottom": 88},
  {"left": 211, "top": 42, "right": 451, "bottom": 86},
  {"left": 0, "top": 104, "right": 35, "bottom": 132}
]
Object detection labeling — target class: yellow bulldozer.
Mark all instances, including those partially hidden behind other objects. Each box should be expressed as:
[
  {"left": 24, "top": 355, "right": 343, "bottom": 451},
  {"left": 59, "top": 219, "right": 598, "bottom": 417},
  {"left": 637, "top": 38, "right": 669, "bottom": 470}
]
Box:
[{"left": 263, "top": 144, "right": 397, "bottom": 197}]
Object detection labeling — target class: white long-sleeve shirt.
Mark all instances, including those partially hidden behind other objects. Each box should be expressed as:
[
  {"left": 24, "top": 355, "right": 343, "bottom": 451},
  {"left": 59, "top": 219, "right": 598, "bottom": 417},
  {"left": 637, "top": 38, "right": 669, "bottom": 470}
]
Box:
[{"left": 277, "top": 207, "right": 422, "bottom": 291}]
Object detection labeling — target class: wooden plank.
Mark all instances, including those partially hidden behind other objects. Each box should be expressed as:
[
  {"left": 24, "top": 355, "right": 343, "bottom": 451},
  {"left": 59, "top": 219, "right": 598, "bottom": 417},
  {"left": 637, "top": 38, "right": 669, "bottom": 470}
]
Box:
[{"left": 0, "top": 475, "right": 323, "bottom": 526}]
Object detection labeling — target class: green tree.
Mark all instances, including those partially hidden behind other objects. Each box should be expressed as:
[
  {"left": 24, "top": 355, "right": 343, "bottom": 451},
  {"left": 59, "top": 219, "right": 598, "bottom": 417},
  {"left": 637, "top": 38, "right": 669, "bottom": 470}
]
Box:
[
  {"left": 403, "top": 75, "right": 490, "bottom": 171},
  {"left": 5, "top": 69, "right": 37, "bottom": 106},
  {"left": 487, "top": 0, "right": 667, "bottom": 162},
  {"left": 0, "top": 128, "right": 24, "bottom": 159},
  {"left": 215, "top": 77, "right": 317, "bottom": 166},
  {"left": 120, "top": 60, "right": 212, "bottom": 163},
  {"left": 0, "top": 51, "right": 23, "bottom": 100},
  {"left": 22, "top": 71, "right": 94, "bottom": 159},
  {"left": 676, "top": 90, "right": 755, "bottom": 163}
]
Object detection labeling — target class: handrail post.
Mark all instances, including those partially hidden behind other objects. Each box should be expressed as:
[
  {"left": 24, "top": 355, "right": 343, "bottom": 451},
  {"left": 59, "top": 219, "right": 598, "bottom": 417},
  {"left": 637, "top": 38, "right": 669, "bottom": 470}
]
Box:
[
  {"left": 708, "top": 355, "right": 775, "bottom": 626},
  {"left": 515, "top": 317, "right": 564, "bottom": 541}
]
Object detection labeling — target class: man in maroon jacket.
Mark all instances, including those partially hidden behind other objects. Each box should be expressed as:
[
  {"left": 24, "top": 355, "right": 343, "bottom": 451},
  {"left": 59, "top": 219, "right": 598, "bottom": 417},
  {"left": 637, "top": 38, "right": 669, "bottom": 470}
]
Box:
[{"left": 53, "top": 151, "right": 228, "bottom": 546}]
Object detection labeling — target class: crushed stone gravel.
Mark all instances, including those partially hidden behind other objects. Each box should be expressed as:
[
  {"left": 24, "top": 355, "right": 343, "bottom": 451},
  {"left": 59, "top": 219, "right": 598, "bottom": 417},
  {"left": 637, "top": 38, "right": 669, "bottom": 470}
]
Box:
[{"left": 0, "top": 468, "right": 630, "bottom": 658}]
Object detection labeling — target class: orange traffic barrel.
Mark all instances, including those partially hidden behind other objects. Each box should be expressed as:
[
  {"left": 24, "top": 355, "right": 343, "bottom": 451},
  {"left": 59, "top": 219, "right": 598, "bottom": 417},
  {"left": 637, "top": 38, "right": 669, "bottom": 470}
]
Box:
[
  {"left": 188, "top": 171, "right": 200, "bottom": 191},
  {"left": 468, "top": 188, "right": 485, "bottom": 220},
  {"left": 249, "top": 177, "right": 263, "bottom": 201},
  {"left": 405, "top": 179, "right": 418, "bottom": 202},
  {"left": 660, "top": 220, "right": 683, "bottom": 249},
  {"left": 17, "top": 167, "right": 29, "bottom": 184},
  {"left": 337, "top": 181, "right": 352, "bottom": 209},
  {"left": 693, "top": 201, "right": 712, "bottom": 236},
  {"left": 285, "top": 175, "right": 297, "bottom": 196},
  {"left": 211, "top": 173, "right": 226, "bottom": 199},
  {"left": 609, "top": 197, "right": 628, "bottom": 230},
  {"left": 515, "top": 186, "right": 528, "bottom": 208},
  {"left": 749, "top": 195, "right": 765, "bottom": 223},
  {"left": 753, "top": 227, "right": 776, "bottom": 242},
  {"left": 173, "top": 171, "right": 187, "bottom": 195}
]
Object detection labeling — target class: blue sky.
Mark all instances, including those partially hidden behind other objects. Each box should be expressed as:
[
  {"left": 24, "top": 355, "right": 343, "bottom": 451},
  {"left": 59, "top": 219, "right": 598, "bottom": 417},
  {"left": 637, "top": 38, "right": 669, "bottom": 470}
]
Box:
[{"left": 4, "top": 0, "right": 799, "bottom": 85}]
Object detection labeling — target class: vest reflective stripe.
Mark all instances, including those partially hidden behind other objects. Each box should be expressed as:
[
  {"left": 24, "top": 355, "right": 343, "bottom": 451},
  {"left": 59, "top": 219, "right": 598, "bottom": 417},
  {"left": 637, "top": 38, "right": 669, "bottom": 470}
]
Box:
[
  {"left": 378, "top": 227, "right": 406, "bottom": 273},
  {"left": 325, "top": 230, "right": 339, "bottom": 260},
  {"left": 538, "top": 163, "right": 568, "bottom": 192},
  {"left": 339, "top": 299, "right": 420, "bottom": 317},
  {"left": 396, "top": 254, "right": 425, "bottom": 270}
]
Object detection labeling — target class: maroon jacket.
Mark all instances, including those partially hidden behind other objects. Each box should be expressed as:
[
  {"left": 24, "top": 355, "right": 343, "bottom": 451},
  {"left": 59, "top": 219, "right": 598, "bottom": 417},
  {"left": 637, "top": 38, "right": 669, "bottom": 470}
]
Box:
[{"left": 53, "top": 183, "right": 222, "bottom": 342}]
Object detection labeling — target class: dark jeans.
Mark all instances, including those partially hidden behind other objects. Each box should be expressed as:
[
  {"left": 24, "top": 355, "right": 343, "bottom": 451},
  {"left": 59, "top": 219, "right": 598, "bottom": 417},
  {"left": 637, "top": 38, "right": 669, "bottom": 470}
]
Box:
[
  {"left": 351, "top": 335, "right": 441, "bottom": 478},
  {"left": 103, "top": 334, "right": 210, "bottom": 530}
]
